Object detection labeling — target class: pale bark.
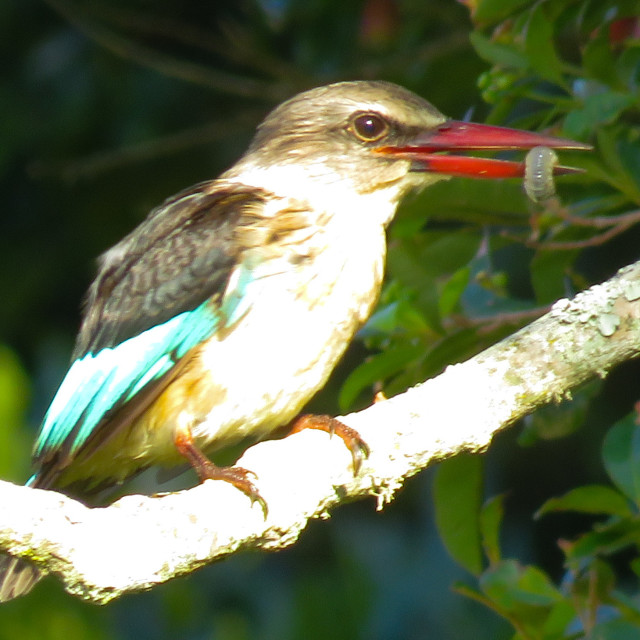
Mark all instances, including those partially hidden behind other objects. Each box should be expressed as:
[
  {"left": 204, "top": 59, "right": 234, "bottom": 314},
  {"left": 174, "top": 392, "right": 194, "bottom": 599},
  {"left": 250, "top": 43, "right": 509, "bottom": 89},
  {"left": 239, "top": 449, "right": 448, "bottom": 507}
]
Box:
[{"left": 2, "top": 261, "right": 640, "bottom": 604}]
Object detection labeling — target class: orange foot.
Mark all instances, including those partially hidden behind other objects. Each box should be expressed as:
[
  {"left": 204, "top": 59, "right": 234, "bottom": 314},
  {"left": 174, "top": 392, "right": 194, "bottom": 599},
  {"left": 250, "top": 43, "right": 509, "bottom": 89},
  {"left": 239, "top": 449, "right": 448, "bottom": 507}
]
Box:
[
  {"left": 289, "top": 414, "right": 370, "bottom": 475},
  {"left": 175, "top": 423, "right": 268, "bottom": 517}
]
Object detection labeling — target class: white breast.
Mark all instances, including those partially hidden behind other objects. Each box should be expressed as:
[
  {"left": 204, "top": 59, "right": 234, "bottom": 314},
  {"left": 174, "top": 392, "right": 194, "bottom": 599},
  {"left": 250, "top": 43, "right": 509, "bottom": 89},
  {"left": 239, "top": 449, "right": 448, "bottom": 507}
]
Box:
[
  {"left": 123, "top": 164, "right": 400, "bottom": 466},
  {"left": 190, "top": 216, "right": 387, "bottom": 449}
]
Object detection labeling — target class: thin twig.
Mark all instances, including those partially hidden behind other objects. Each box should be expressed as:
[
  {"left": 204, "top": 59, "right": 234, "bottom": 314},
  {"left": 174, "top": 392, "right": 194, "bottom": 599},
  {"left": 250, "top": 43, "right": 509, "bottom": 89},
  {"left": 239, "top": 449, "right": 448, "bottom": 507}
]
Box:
[
  {"left": 29, "top": 111, "right": 264, "bottom": 182},
  {"left": 83, "top": 2, "right": 307, "bottom": 85},
  {"left": 525, "top": 219, "right": 638, "bottom": 250},
  {"left": 44, "top": 0, "right": 288, "bottom": 101},
  {"left": 556, "top": 207, "right": 640, "bottom": 229}
]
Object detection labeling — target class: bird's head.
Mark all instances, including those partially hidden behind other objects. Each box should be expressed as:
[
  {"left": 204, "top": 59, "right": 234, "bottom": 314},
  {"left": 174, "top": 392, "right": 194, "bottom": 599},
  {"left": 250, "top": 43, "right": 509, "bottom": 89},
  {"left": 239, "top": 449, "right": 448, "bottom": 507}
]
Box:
[{"left": 228, "top": 81, "right": 590, "bottom": 225}]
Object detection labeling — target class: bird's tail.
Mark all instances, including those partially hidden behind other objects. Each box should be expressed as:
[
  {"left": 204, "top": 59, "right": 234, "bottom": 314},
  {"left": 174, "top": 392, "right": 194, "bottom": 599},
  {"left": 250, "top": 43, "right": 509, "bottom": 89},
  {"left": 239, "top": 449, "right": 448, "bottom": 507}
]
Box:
[
  {"left": 0, "top": 555, "right": 42, "bottom": 603},
  {"left": 0, "top": 474, "right": 45, "bottom": 603}
]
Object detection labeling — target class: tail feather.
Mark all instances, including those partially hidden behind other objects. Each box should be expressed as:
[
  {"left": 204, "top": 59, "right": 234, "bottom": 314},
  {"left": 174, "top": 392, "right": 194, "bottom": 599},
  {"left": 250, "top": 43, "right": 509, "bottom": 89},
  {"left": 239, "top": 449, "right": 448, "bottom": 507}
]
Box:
[
  {"left": 0, "top": 474, "right": 43, "bottom": 602},
  {"left": 0, "top": 555, "right": 42, "bottom": 603}
]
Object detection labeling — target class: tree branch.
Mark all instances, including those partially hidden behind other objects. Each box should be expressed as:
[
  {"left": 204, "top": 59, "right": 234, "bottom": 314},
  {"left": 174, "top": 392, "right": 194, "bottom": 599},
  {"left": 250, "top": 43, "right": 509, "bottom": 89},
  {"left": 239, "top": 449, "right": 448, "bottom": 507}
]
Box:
[{"left": 2, "top": 261, "right": 640, "bottom": 604}]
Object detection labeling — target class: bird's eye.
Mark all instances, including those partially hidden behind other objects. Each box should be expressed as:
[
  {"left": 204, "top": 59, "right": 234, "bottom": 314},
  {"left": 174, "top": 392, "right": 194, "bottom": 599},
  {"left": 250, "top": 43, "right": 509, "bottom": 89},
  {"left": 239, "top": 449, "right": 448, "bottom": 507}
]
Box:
[{"left": 351, "top": 113, "right": 389, "bottom": 142}]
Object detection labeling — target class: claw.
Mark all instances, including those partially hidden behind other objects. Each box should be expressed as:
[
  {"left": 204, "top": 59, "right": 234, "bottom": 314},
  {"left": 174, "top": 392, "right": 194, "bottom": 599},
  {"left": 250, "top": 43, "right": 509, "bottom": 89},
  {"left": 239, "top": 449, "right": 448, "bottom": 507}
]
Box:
[
  {"left": 200, "top": 462, "right": 268, "bottom": 518},
  {"left": 174, "top": 422, "right": 268, "bottom": 517},
  {"left": 290, "top": 414, "right": 370, "bottom": 475}
]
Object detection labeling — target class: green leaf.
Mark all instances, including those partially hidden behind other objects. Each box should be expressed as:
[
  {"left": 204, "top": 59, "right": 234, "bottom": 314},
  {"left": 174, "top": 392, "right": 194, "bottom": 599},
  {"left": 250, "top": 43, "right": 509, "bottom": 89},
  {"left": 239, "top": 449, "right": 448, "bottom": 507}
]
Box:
[
  {"left": 542, "top": 599, "right": 578, "bottom": 637},
  {"left": 477, "top": 563, "right": 565, "bottom": 636},
  {"left": 480, "top": 560, "right": 561, "bottom": 609},
  {"left": 617, "top": 47, "right": 640, "bottom": 93},
  {"left": 403, "top": 175, "right": 530, "bottom": 224},
  {"left": 416, "top": 232, "right": 482, "bottom": 279},
  {"left": 338, "top": 343, "right": 418, "bottom": 410},
  {"left": 480, "top": 494, "right": 505, "bottom": 565},
  {"left": 617, "top": 137, "right": 640, "bottom": 201},
  {"left": 536, "top": 485, "right": 633, "bottom": 518},
  {"left": 469, "top": 32, "right": 529, "bottom": 69},
  {"left": 603, "top": 412, "right": 640, "bottom": 505},
  {"left": 564, "top": 90, "right": 635, "bottom": 140},
  {"left": 452, "top": 582, "right": 496, "bottom": 610},
  {"left": 524, "top": 4, "right": 564, "bottom": 85},
  {"left": 473, "top": 0, "right": 532, "bottom": 25},
  {"left": 415, "top": 327, "right": 485, "bottom": 379},
  {"left": 530, "top": 248, "right": 579, "bottom": 304},
  {"left": 387, "top": 231, "right": 481, "bottom": 331},
  {"left": 0, "top": 345, "right": 31, "bottom": 481},
  {"left": 563, "top": 518, "right": 640, "bottom": 568},
  {"left": 589, "top": 617, "right": 640, "bottom": 640},
  {"left": 385, "top": 268, "right": 441, "bottom": 335},
  {"left": 608, "top": 589, "right": 640, "bottom": 624},
  {"left": 583, "top": 28, "right": 622, "bottom": 88},
  {"left": 438, "top": 266, "right": 471, "bottom": 318},
  {"left": 472, "top": 560, "right": 575, "bottom": 640},
  {"left": 517, "top": 565, "right": 562, "bottom": 603},
  {"left": 592, "top": 126, "right": 640, "bottom": 200},
  {"left": 360, "top": 299, "right": 429, "bottom": 339},
  {"left": 434, "top": 454, "right": 484, "bottom": 576}
]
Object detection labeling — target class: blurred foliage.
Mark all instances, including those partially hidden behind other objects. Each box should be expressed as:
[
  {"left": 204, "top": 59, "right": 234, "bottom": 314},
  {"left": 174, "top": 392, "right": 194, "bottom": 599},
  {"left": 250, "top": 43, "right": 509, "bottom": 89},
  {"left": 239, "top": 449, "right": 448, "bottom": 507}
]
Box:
[{"left": 2, "top": 0, "right": 640, "bottom": 638}]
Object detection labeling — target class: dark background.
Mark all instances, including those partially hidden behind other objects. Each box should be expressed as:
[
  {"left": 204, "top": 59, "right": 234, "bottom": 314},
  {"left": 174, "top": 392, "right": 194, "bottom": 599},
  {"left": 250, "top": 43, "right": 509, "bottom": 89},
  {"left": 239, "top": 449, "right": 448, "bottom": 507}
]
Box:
[{"left": 1, "top": 0, "right": 639, "bottom": 638}]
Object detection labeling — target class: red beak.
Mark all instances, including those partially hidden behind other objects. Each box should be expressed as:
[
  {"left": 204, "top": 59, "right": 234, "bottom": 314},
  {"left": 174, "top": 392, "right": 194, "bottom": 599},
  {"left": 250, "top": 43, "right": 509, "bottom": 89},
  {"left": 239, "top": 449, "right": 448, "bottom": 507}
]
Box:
[{"left": 379, "top": 120, "right": 592, "bottom": 179}]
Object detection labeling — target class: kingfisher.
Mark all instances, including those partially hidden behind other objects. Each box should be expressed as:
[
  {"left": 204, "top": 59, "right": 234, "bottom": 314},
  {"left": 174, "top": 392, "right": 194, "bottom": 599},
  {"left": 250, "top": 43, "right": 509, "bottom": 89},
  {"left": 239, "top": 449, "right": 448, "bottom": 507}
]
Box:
[{"left": 0, "top": 80, "right": 590, "bottom": 601}]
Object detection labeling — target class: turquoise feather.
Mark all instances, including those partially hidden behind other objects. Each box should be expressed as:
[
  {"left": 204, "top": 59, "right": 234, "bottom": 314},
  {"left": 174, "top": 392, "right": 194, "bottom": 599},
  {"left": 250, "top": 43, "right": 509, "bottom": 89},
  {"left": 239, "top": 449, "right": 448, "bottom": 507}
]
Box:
[{"left": 34, "top": 301, "right": 220, "bottom": 460}]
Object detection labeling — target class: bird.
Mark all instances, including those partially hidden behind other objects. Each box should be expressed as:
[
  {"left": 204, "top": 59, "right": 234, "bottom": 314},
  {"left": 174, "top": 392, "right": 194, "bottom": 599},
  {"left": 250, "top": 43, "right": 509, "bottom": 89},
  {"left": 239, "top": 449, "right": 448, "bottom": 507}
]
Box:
[{"left": 0, "top": 80, "right": 590, "bottom": 601}]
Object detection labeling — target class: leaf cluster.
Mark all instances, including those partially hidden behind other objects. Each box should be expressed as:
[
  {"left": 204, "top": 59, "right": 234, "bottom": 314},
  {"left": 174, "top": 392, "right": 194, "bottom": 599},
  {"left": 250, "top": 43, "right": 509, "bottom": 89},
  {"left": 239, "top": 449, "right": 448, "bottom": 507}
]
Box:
[{"left": 428, "top": 1, "right": 640, "bottom": 637}]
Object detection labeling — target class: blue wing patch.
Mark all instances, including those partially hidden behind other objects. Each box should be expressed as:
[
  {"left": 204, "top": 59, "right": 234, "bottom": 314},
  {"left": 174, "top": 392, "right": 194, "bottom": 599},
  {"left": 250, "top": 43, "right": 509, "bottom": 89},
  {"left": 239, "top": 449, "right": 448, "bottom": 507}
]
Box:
[
  {"left": 34, "top": 301, "right": 219, "bottom": 461},
  {"left": 28, "top": 181, "right": 274, "bottom": 485}
]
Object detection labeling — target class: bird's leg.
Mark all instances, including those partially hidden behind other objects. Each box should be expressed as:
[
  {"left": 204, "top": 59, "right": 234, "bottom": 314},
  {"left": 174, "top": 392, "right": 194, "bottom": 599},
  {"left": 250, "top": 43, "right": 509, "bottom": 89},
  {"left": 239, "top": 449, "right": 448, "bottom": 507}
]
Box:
[
  {"left": 174, "top": 421, "right": 268, "bottom": 516},
  {"left": 288, "top": 414, "right": 370, "bottom": 475}
]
